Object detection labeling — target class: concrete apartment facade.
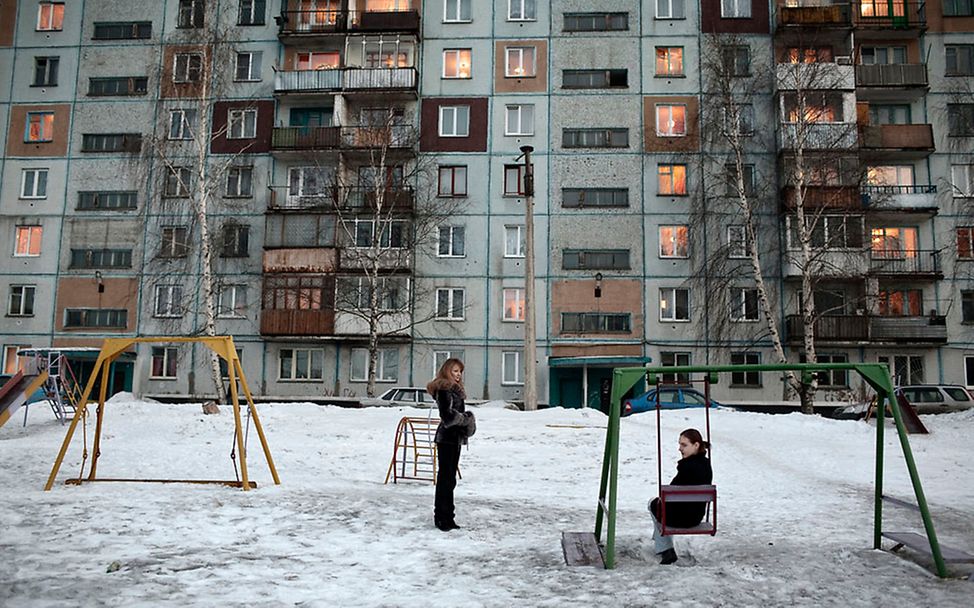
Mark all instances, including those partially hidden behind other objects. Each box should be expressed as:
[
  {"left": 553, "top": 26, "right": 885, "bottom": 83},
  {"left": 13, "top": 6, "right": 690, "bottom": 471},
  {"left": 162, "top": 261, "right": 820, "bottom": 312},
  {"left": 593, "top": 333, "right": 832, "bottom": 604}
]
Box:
[{"left": 2, "top": 0, "right": 974, "bottom": 406}]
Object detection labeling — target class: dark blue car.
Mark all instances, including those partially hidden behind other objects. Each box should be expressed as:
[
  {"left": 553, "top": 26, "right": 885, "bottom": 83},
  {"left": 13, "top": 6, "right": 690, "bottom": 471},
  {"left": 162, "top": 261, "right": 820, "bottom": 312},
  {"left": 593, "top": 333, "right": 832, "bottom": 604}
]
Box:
[{"left": 622, "top": 387, "right": 721, "bottom": 416}]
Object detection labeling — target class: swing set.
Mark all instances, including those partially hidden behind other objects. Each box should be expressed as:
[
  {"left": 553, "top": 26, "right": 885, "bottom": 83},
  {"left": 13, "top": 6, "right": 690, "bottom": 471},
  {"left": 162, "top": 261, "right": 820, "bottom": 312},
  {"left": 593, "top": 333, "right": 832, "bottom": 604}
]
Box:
[
  {"left": 44, "top": 337, "right": 280, "bottom": 492},
  {"left": 569, "top": 361, "right": 969, "bottom": 578}
]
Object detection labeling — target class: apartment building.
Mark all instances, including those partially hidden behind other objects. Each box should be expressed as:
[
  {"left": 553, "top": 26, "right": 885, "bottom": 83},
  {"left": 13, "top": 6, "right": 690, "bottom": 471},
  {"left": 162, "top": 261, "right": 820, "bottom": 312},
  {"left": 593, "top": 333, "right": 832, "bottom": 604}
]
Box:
[{"left": 2, "top": 0, "right": 973, "bottom": 406}]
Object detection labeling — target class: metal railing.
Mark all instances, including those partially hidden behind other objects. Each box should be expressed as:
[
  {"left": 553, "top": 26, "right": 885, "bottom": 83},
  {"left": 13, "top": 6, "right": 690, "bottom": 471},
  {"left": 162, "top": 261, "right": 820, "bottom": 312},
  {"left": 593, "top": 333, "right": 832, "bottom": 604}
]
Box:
[
  {"left": 862, "top": 184, "right": 936, "bottom": 195},
  {"left": 855, "top": 64, "right": 928, "bottom": 87},
  {"left": 274, "top": 67, "right": 417, "bottom": 93},
  {"left": 786, "top": 313, "right": 948, "bottom": 342},
  {"left": 271, "top": 125, "right": 415, "bottom": 150},
  {"left": 869, "top": 249, "right": 941, "bottom": 275}
]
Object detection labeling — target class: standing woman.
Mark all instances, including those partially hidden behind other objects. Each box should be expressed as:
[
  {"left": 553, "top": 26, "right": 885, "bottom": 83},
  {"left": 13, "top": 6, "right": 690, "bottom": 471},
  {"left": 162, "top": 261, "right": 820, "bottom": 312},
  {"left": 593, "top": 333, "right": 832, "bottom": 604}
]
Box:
[{"left": 428, "top": 358, "right": 473, "bottom": 531}]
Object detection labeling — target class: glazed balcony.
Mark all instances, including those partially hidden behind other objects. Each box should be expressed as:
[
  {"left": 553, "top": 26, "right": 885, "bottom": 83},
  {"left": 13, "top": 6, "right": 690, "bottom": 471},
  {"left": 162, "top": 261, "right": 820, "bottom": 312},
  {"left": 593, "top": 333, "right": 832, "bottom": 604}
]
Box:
[
  {"left": 776, "top": 62, "right": 855, "bottom": 91},
  {"left": 860, "top": 185, "right": 937, "bottom": 213},
  {"left": 260, "top": 273, "right": 336, "bottom": 336},
  {"left": 854, "top": 64, "right": 928, "bottom": 101},
  {"left": 274, "top": 68, "right": 418, "bottom": 95},
  {"left": 868, "top": 249, "right": 942, "bottom": 278},
  {"left": 785, "top": 313, "right": 947, "bottom": 343},
  {"left": 271, "top": 125, "right": 415, "bottom": 151},
  {"left": 777, "top": 3, "right": 852, "bottom": 27},
  {"left": 779, "top": 123, "right": 859, "bottom": 150},
  {"left": 859, "top": 124, "right": 934, "bottom": 159},
  {"left": 782, "top": 185, "right": 862, "bottom": 210},
  {"left": 276, "top": 9, "right": 420, "bottom": 37},
  {"left": 852, "top": 3, "right": 926, "bottom": 40}
]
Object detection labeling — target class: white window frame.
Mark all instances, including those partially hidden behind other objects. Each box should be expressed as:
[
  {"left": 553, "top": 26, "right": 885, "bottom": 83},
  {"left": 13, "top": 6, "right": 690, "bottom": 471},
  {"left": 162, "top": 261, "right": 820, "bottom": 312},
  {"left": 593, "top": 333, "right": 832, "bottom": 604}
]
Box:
[
  {"left": 659, "top": 287, "right": 690, "bottom": 322},
  {"left": 438, "top": 225, "right": 466, "bottom": 257},
  {"left": 721, "top": 0, "right": 752, "bottom": 18},
  {"left": 350, "top": 347, "right": 398, "bottom": 382},
  {"left": 217, "top": 284, "right": 247, "bottom": 318},
  {"left": 435, "top": 287, "right": 465, "bottom": 320},
  {"left": 20, "top": 168, "right": 48, "bottom": 199},
  {"left": 160, "top": 226, "right": 189, "bottom": 258},
  {"left": 8, "top": 285, "right": 36, "bottom": 316},
  {"left": 14, "top": 226, "right": 43, "bottom": 257},
  {"left": 36, "top": 1, "right": 64, "bottom": 31},
  {"left": 235, "top": 51, "right": 262, "bottom": 81},
  {"left": 508, "top": 0, "right": 536, "bottom": 21},
  {"left": 727, "top": 225, "right": 751, "bottom": 259},
  {"left": 502, "top": 287, "right": 525, "bottom": 322},
  {"left": 168, "top": 109, "right": 197, "bottom": 140},
  {"left": 502, "top": 351, "right": 524, "bottom": 385},
  {"left": 438, "top": 105, "right": 470, "bottom": 137},
  {"left": 659, "top": 225, "right": 689, "bottom": 258},
  {"left": 173, "top": 52, "right": 203, "bottom": 83},
  {"left": 730, "top": 287, "right": 759, "bottom": 322},
  {"left": 227, "top": 108, "right": 257, "bottom": 139},
  {"left": 444, "top": 0, "right": 472, "bottom": 23},
  {"left": 150, "top": 346, "right": 179, "bottom": 379},
  {"left": 279, "top": 348, "right": 325, "bottom": 381},
  {"left": 433, "top": 349, "right": 465, "bottom": 376},
  {"left": 442, "top": 49, "right": 472, "bottom": 79},
  {"left": 656, "top": 0, "right": 685, "bottom": 19},
  {"left": 656, "top": 104, "right": 687, "bottom": 137},
  {"left": 505, "top": 104, "right": 535, "bottom": 136},
  {"left": 153, "top": 284, "right": 183, "bottom": 318},
  {"left": 226, "top": 165, "right": 254, "bottom": 198},
  {"left": 164, "top": 167, "right": 192, "bottom": 197},
  {"left": 952, "top": 164, "right": 974, "bottom": 198},
  {"left": 505, "top": 47, "right": 537, "bottom": 78},
  {"left": 504, "top": 225, "right": 526, "bottom": 258},
  {"left": 655, "top": 47, "right": 684, "bottom": 77}
]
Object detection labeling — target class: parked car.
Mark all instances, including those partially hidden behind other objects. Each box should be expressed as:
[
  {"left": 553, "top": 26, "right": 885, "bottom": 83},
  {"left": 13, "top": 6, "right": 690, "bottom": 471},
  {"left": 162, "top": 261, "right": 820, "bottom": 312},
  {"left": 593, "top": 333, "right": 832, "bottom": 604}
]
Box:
[
  {"left": 359, "top": 387, "right": 434, "bottom": 408},
  {"left": 622, "top": 387, "right": 722, "bottom": 417},
  {"left": 895, "top": 385, "right": 974, "bottom": 414}
]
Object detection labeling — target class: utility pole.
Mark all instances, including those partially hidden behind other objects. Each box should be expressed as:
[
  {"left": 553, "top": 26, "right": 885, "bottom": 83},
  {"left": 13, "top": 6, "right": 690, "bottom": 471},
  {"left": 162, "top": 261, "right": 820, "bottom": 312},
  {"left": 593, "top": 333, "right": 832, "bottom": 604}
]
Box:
[{"left": 520, "top": 145, "right": 537, "bottom": 411}]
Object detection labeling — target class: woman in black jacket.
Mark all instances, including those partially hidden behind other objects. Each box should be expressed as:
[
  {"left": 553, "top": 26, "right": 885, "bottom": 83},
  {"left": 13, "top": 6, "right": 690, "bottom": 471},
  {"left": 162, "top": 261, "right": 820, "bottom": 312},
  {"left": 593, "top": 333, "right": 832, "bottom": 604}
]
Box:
[
  {"left": 648, "top": 428, "right": 713, "bottom": 564},
  {"left": 427, "top": 358, "right": 473, "bottom": 531}
]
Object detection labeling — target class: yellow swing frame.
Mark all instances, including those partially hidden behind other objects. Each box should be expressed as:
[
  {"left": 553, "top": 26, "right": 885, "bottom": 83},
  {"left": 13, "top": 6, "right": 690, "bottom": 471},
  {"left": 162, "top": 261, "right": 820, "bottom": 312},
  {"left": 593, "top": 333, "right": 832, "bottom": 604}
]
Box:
[{"left": 44, "top": 336, "right": 280, "bottom": 491}]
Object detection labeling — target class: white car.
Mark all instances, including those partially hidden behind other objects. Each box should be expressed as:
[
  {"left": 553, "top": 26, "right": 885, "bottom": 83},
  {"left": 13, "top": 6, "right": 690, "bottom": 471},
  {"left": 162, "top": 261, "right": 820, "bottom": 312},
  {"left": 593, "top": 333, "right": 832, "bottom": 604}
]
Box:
[
  {"left": 895, "top": 385, "right": 974, "bottom": 414},
  {"left": 359, "top": 387, "right": 434, "bottom": 408}
]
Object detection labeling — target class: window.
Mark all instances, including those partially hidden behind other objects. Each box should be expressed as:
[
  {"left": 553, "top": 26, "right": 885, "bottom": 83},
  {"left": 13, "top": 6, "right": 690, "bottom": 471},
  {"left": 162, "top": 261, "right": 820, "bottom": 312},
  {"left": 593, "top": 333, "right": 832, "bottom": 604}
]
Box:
[
  {"left": 225, "top": 166, "right": 253, "bottom": 198},
  {"left": 78, "top": 191, "right": 137, "bottom": 210},
  {"left": 3, "top": 345, "right": 28, "bottom": 374},
  {"left": 153, "top": 285, "right": 183, "bottom": 318},
  {"left": 20, "top": 169, "right": 48, "bottom": 199},
  {"left": 296, "top": 51, "right": 340, "bottom": 70},
  {"left": 25, "top": 112, "right": 54, "bottom": 142},
  {"left": 561, "top": 312, "right": 631, "bottom": 333},
  {"left": 727, "top": 225, "right": 752, "bottom": 259},
  {"left": 505, "top": 225, "right": 525, "bottom": 258},
  {"left": 502, "top": 351, "right": 523, "bottom": 384},
  {"left": 350, "top": 348, "right": 398, "bottom": 382},
  {"left": 89, "top": 77, "right": 148, "bottom": 96},
  {"left": 948, "top": 105, "right": 974, "bottom": 137},
  {"left": 959, "top": 227, "right": 974, "bottom": 259},
  {"left": 150, "top": 347, "right": 178, "bottom": 378},
  {"left": 658, "top": 164, "right": 687, "bottom": 196},
  {"left": 721, "top": 46, "right": 750, "bottom": 76},
  {"left": 787, "top": 215, "right": 864, "bottom": 249},
  {"left": 438, "top": 226, "right": 465, "bottom": 257},
  {"left": 656, "top": 0, "right": 685, "bottom": 19},
  {"left": 221, "top": 223, "right": 249, "bottom": 257},
  {"left": 655, "top": 105, "right": 687, "bottom": 137},
  {"left": 438, "top": 166, "right": 467, "bottom": 197},
  {"left": 444, "top": 0, "right": 472, "bottom": 22},
  {"left": 944, "top": 0, "right": 974, "bottom": 16},
  {"left": 562, "top": 188, "right": 629, "bottom": 208},
  {"left": 563, "top": 69, "right": 628, "bottom": 89},
  {"left": 442, "top": 49, "right": 472, "bottom": 79},
  {"left": 508, "top": 0, "right": 535, "bottom": 21},
  {"left": 69, "top": 249, "right": 132, "bottom": 269},
  {"left": 164, "top": 167, "right": 192, "bottom": 197},
  {"left": 730, "top": 352, "right": 760, "bottom": 386},
  {"left": 81, "top": 134, "right": 141, "bottom": 153},
  {"left": 659, "top": 288, "right": 690, "bottom": 321},
  {"left": 280, "top": 348, "right": 325, "bottom": 381},
  {"left": 563, "top": 128, "right": 628, "bottom": 148},
  {"left": 783, "top": 93, "right": 844, "bottom": 123},
  {"left": 262, "top": 276, "right": 325, "bottom": 311},
  {"left": 350, "top": 220, "right": 408, "bottom": 249},
  {"left": 953, "top": 165, "right": 974, "bottom": 198},
  {"left": 786, "top": 47, "right": 834, "bottom": 64},
  {"left": 438, "top": 106, "right": 470, "bottom": 137},
  {"left": 879, "top": 355, "right": 925, "bottom": 386},
  {"left": 878, "top": 289, "right": 923, "bottom": 316},
  {"left": 33, "top": 57, "right": 59, "bottom": 86},
  {"left": 503, "top": 288, "right": 525, "bottom": 321},
  {"left": 564, "top": 12, "right": 628, "bottom": 31},
  {"left": 8, "top": 285, "right": 35, "bottom": 317},
  {"left": 809, "top": 353, "right": 848, "bottom": 387},
  {"left": 173, "top": 53, "right": 203, "bottom": 83},
  {"left": 721, "top": 0, "right": 751, "bottom": 18},
  {"left": 337, "top": 276, "right": 408, "bottom": 312},
  {"left": 288, "top": 167, "right": 331, "bottom": 199},
  {"left": 963, "top": 291, "right": 974, "bottom": 323},
  {"left": 659, "top": 225, "right": 689, "bottom": 258},
  {"left": 870, "top": 227, "right": 917, "bottom": 258},
  {"left": 861, "top": 46, "right": 907, "bottom": 65},
  {"left": 217, "top": 284, "right": 247, "bottom": 317},
  {"left": 14, "top": 226, "right": 42, "bottom": 257},
  {"left": 722, "top": 104, "right": 754, "bottom": 136},
  {"left": 725, "top": 163, "right": 756, "bottom": 196},
  {"left": 65, "top": 308, "right": 127, "bottom": 329},
  {"left": 504, "top": 164, "right": 526, "bottom": 196},
  {"left": 731, "top": 288, "right": 759, "bottom": 321},
  {"left": 869, "top": 104, "right": 910, "bottom": 126},
  {"left": 505, "top": 105, "right": 535, "bottom": 136},
  {"left": 435, "top": 288, "right": 465, "bottom": 320},
  {"left": 563, "top": 250, "right": 630, "bottom": 270},
  {"left": 160, "top": 226, "right": 189, "bottom": 258},
  {"left": 505, "top": 47, "right": 537, "bottom": 78},
  {"left": 37, "top": 2, "right": 64, "bottom": 31},
  {"left": 178, "top": 0, "right": 204, "bottom": 28},
  {"left": 948, "top": 47, "right": 974, "bottom": 78},
  {"left": 655, "top": 47, "right": 684, "bottom": 77},
  {"left": 92, "top": 22, "right": 151, "bottom": 40},
  {"left": 433, "top": 350, "right": 466, "bottom": 376},
  {"left": 228, "top": 109, "right": 257, "bottom": 139},
  {"left": 660, "top": 352, "right": 690, "bottom": 384},
  {"left": 235, "top": 51, "right": 262, "bottom": 81},
  {"left": 238, "top": 0, "right": 265, "bottom": 25},
  {"left": 867, "top": 165, "right": 915, "bottom": 189}
]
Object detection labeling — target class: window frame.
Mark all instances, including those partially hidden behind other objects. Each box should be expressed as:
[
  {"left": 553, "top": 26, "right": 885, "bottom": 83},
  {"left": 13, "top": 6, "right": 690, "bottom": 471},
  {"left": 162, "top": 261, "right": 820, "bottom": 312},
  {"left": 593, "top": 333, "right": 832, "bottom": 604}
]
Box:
[
  {"left": 727, "top": 225, "right": 752, "bottom": 259},
  {"left": 20, "top": 168, "right": 48, "bottom": 199},
  {"left": 217, "top": 284, "right": 247, "bottom": 318},
  {"left": 438, "top": 225, "right": 466, "bottom": 258},
  {"left": 435, "top": 287, "right": 466, "bottom": 320},
  {"left": 279, "top": 347, "right": 325, "bottom": 382},
  {"left": 350, "top": 347, "right": 398, "bottom": 382},
  {"left": 14, "top": 225, "right": 43, "bottom": 257},
  {"left": 221, "top": 222, "right": 250, "bottom": 257},
  {"left": 168, "top": 109, "right": 197, "bottom": 140},
  {"left": 443, "top": 0, "right": 472, "bottom": 23},
  {"left": 225, "top": 165, "right": 254, "bottom": 198},
  {"left": 25, "top": 112, "right": 55, "bottom": 143},
  {"left": 32, "top": 56, "right": 59, "bottom": 87},
  {"left": 164, "top": 167, "right": 192, "bottom": 198},
  {"left": 730, "top": 287, "right": 760, "bottom": 322},
  {"left": 237, "top": 0, "right": 266, "bottom": 26},
  {"left": 655, "top": 104, "right": 687, "bottom": 137},
  {"left": 8, "top": 285, "right": 36, "bottom": 317},
  {"left": 505, "top": 104, "right": 535, "bottom": 136},
  {"left": 177, "top": 0, "right": 205, "bottom": 29},
  {"left": 657, "top": 163, "right": 688, "bottom": 196},
  {"left": 36, "top": 1, "right": 64, "bottom": 31},
  {"left": 503, "top": 164, "right": 526, "bottom": 196},
  {"left": 160, "top": 226, "right": 190, "bottom": 258},
  {"left": 655, "top": 0, "right": 686, "bottom": 20},
  {"left": 502, "top": 287, "right": 525, "bottom": 322},
  {"left": 173, "top": 52, "right": 203, "bottom": 84},
  {"left": 227, "top": 108, "right": 258, "bottom": 139},
  {"left": 505, "top": 46, "right": 537, "bottom": 78},
  {"left": 563, "top": 12, "right": 629, "bottom": 32},
  {"left": 508, "top": 0, "right": 536, "bottom": 22},
  {"left": 437, "top": 165, "right": 468, "bottom": 197},
  {"left": 658, "top": 225, "right": 690, "bottom": 258},
  {"left": 720, "top": 0, "right": 752, "bottom": 19},
  {"left": 442, "top": 49, "right": 472, "bottom": 79},
  {"left": 150, "top": 346, "right": 179, "bottom": 379},
  {"left": 438, "top": 105, "right": 470, "bottom": 137},
  {"left": 235, "top": 51, "right": 262, "bottom": 82},
  {"left": 502, "top": 351, "right": 524, "bottom": 385},
  {"left": 153, "top": 284, "right": 184, "bottom": 318},
  {"left": 952, "top": 164, "right": 974, "bottom": 198},
  {"left": 655, "top": 47, "right": 684, "bottom": 77},
  {"left": 730, "top": 352, "right": 761, "bottom": 386},
  {"left": 504, "top": 225, "right": 526, "bottom": 258},
  {"left": 659, "top": 287, "right": 690, "bottom": 322}
]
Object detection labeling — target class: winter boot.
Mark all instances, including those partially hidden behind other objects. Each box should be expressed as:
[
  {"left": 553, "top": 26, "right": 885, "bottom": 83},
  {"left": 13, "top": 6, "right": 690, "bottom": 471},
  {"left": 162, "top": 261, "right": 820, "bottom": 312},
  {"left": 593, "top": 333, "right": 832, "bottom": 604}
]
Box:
[{"left": 659, "top": 548, "right": 678, "bottom": 565}]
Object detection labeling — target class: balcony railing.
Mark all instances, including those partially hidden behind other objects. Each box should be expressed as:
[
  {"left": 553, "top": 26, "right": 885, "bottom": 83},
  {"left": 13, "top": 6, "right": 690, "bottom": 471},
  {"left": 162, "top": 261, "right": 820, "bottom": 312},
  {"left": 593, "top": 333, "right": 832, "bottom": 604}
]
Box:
[
  {"left": 869, "top": 250, "right": 941, "bottom": 275},
  {"left": 277, "top": 9, "right": 420, "bottom": 35},
  {"left": 776, "top": 62, "right": 855, "bottom": 90},
  {"left": 260, "top": 309, "right": 335, "bottom": 336},
  {"left": 855, "top": 64, "right": 928, "bottom": 88},
  {"left": 271, "top": 126, "right": 341, "bottom": 149},
  {"left": 786, "top": 313, "right": 947, "bottom": 342},
  {"left": 342, "top": 186, "right": 414, "bottom": 210},
  {"left": 779, "top": 123, "right": 859, "bottom": 150},
  {"left": 782, "top": 185, "right": 862, "bottom": 209},
  {"left": 777, "top": 3, "right": 852, "bottom": 27},
  {"left": 859, "top": 124, "right": 934, "bottom": 153},
  {"left": 861, "top": 185, "right": 937, "bottom": 212},
  {"left": 274, "top": 67, "right": 417, "bottom": 93},
  {"left": 271, "top": 125, "right": 415, "bottom": 151},
  {"left": 852, "top": 5, "right": 926, "bottom": 30}
]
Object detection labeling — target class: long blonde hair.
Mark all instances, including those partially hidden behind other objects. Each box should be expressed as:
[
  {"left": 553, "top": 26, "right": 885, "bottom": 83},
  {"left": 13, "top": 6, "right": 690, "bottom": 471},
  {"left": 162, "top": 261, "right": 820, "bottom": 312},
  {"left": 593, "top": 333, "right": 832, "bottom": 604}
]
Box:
[{"left": 427, "top": 358, "right": 465, "bottom": 397}]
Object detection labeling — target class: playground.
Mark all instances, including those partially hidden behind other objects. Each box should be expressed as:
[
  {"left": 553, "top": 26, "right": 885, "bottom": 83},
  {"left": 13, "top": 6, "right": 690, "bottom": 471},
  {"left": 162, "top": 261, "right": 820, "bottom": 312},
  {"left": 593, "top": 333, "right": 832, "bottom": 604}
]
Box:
[{"left": 1, "top": 392, "right": 972, "bottom": 606}]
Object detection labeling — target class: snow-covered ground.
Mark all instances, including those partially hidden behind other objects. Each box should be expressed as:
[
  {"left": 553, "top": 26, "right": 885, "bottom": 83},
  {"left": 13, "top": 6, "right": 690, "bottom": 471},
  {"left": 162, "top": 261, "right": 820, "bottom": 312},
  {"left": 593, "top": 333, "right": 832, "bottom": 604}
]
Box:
[{"left": 2, "top": 396, "right": 972, "bottom": 607}]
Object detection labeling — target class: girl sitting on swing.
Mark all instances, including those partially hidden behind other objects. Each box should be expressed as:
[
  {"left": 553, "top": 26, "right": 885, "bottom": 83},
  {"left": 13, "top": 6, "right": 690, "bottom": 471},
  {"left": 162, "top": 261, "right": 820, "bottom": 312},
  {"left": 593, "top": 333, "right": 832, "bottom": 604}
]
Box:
[{"left": 648, "top": 428, "right": 713, "bottom": 565}]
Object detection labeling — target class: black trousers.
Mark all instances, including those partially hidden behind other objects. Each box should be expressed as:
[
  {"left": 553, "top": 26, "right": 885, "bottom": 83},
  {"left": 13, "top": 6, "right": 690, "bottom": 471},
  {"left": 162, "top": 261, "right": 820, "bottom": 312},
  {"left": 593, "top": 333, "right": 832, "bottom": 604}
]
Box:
[{"left": 434, "top": 442, "right": 462, "bottom": 522}]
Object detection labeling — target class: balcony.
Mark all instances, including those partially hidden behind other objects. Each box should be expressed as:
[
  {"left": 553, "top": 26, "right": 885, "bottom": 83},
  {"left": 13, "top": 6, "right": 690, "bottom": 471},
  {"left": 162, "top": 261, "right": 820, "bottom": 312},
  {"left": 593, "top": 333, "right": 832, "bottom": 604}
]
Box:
[
  {"left": 853, "top": 5, "right": 926, "bottom": 40},
  {"left": 260, "top": 309, "right": 335, "bottom": 336},
  {"left": 782, "top": 185, "right": 862, "bottom": 210},
  {"left": 268, "top": 186, "right": 334, "bottom": 211},
  {"left": 777, "top": 3, "right": 852, "bottom": 27},
  {"left": 785, "top": 314, "right": 947, "bottom": 343},
  {"left": 260, "top": 273, "right": 336, "bottom": 336},
  {"left": 859, "top": 124, "right": 934, "bottom": 159},
  {"left": 861, "top": 185, "right": 937, "bottom": 213},
  {"left": 271, "top": 126, "right": 341, "bottom": 150},
  {"left": 271, "top": 125, "right": 415, "bottom": 152},
  {"left": 263, "top": 248, "right": 338, "bottom": 273},
  {"left": 276, "top": 9, "right": 420, "bottom": 37},
  {"left": 776, "top": 62, "right": 855, "bottom": 91},
  {"left": 779, "top": 123, "right": 859, "bottom": 150},
  {"left": 783, "top": 249, "right": 868, "bottom": 279},
  {"left": 868, "top": 250, "right": 942, "bottom": 278},
  {"left": 341, "top": 186, "right": 414, "bottom": 211},
  {"left": 274, "top": 68, "right": 417, "bottom": 95},
  {"left": 854, "top": 64, "right": 928, "bottom": 100}
]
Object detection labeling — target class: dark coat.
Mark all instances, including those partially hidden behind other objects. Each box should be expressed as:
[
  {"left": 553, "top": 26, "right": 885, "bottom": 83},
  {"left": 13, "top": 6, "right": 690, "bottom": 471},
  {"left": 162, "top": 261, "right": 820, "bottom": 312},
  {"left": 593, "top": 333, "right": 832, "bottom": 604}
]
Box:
[
  {"left": 652, "top": 453, "right": 713, "bottom": 528},
  {"left": 433, "top": 385, "right": 467, "bottom": 445}
]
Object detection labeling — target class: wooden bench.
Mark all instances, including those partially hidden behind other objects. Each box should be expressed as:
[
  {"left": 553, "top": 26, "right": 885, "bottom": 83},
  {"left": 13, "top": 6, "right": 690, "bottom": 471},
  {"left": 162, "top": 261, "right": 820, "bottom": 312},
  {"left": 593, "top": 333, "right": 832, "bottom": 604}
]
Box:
[
  {"left": 882, "top": 531, "right": 974, "bottom": 564},
  {"left": 561, "top": 531, "right": 605, "bottom": 567}
]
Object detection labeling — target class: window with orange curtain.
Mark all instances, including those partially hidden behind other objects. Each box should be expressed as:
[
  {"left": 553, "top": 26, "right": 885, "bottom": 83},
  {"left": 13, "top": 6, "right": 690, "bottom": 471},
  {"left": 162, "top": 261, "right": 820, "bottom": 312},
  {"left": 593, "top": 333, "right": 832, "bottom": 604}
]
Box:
[
  {"left": 442, "top": 49, "right": 472, "bottom": 78},
  {"left": 655, "top": 47, "right": 684, "bottom": 76},
  {"left": 658, "top": 164, "right": 688, "bottom": 195},
  {"left": 659, "top": 225, "right": 689, "bottom": 258},
  {"left": 783, "top": 93, "right": 841, "bottom": 123},
  {"left": 785, "top": 47, "right": 833, "bottom": 64},
  {"left": 870, "top": 227, "right": 917, "bottom": 258},
  {"left": 14, "top": 225, "right": 43, "bottom": 256},
  {"left": 365, "top": 0, "right": 412, "bottom": 11},
  {"left": 502, "top": 288, "right": 525, "bottom": 321},
  {"left": 297, "top": 52, "right": 340, "bottom": 70},
  {"left": 879, "top": 289, "right": 922, "bottom": 316},
  {"left": 37, "top": 2, "right": 64, "bottom": 31},
  {"left": 958, "top": 227, "right": 974, "bottom": 259},
  {"left": 656, "top": 104, "right": 687, "bottom": 136},
  {"left": 25, "top": 112, "right": 54, "bottom": 142}
]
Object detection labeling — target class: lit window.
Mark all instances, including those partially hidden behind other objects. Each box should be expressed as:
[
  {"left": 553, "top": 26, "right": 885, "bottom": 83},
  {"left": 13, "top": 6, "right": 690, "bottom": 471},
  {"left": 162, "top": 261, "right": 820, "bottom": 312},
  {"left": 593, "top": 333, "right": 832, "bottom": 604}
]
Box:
[
  {"left": 442, "top": 49, "right": 472, "bottom": 79},
  {"left": 25, "top": 112, "right": 55, "bottom": 142},
  {"left": 655, "top": 47, "right": 684, "bottom": 76},
  {"left": 658, "top": 164, "right": 687, "bottom": 195},
  {"left": 503, "top": 288, "right": 525, "bottom": 321},
  {"left": 505, "top": 47, "right": 537, "bottom": 78},
  {"left": 296, "top": 52, "right": 340, "bottom": 70},
  {"left": 37, "top": 2, "right": 64, "bottom": 31},
  {"left": 14, "top": 226, "right": 43, "bottom": 257},
  {"left": 656, "top": 104, "right": 687, "bottom": 137},
  {"left": 659, "top": 225, "right": 689, "bottom": 258}
]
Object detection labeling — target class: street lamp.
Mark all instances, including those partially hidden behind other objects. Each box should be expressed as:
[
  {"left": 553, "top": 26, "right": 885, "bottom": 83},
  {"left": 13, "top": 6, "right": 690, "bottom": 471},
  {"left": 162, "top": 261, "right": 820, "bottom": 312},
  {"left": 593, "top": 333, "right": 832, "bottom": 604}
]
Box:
[{"left": 519, "top": 145, "right": 537, "bottom": 411}]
